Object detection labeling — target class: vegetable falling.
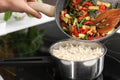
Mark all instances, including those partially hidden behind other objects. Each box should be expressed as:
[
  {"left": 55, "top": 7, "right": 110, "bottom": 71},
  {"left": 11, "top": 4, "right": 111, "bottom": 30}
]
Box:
[{"left": 60, "top": 0, "right": 117, "bottom": 40}]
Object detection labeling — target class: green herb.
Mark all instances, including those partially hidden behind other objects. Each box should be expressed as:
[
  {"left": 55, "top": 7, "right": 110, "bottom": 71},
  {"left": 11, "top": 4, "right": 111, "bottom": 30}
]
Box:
[
  {"left": 91, "top": 0, "right": 96, "bottom": 5},
  {"left": 4, "top": 11, "right": 12, "bottom": 21},
  {"left": 73, "top": 11, "right": 78, "bottom": 16},
  {"left": 85, "top": 0, "right": 96, "bottom": 5},
  {"left": 88, "top": 10, "right": 97, "bottom": 18},
  {"left": 79, "top": 18, "right": 86, "bottom": 27},
  {"left": 92, "top": 33, "right": 97, "bottom": 37},
  {"left": 84, "top": 34, "right": 88, "bottom": 39},
  {"left": 85, "top": 0, "right": 90, "bottom": 1},
  {"left": 76, "top": 22, "right": 80, "bottom": 30},
  {"left": 27, "top": 14, "right": 33, "bottom": 17},
  {"left": 37, "top": 0, "right": 43, "bottom": 2},
  {"left": 69, "top": 3, "right": 74, "bottom": 12},
  {"left": 63, "top": 27, "right": 68, "bottom": 31},
  {"left": 65, "top": 0, "right": 70, "bottom": 8}
]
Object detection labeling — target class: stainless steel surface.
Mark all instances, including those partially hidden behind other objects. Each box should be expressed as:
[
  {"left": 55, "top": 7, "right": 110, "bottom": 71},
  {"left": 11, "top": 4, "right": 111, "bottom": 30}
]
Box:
[{"left": 50, "top": 39, "right": 107, "bottom": 80}]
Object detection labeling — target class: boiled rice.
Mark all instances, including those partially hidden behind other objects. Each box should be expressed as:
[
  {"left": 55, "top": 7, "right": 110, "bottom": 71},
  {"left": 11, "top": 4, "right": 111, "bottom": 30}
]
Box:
[{"left": 52, "top": 42, "right": 103, "bottom": 61}]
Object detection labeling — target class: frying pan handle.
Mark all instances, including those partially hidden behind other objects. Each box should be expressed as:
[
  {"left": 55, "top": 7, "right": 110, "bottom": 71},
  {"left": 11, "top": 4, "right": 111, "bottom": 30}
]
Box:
[{"left": 28, "top": 2, "right": 55, "bottom": 17}]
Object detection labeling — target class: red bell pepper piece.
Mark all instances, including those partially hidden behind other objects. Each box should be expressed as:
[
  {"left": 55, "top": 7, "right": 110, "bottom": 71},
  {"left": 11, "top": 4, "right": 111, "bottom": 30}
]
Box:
[
  {"left": 60, "top": 15, "right": 63, "bottom": 20},
  {"left": 61, "top": 22, "right": 66, "bottom": 28},
  {"left": 80, "top": 28, "right": 88, "bottom": 34},
  {"left": 84, "top": 21, "right": 94, "bottom": 25},
  {"left": 84, "top": 12, "right": 89, "bottom": 16},
  {"left": 72, "top": 0, "right": 81, "bottom": 6},
  {"left": 64, "top": 9, "right": 68, "bottom": 16},
  {"left": 100, "top": 5, "right": 107, "bottom": 12},
  {"left": 82, "top": 28, "right": 89, "bottom": 34},
  {"left": 60, "top": 9, "right": 67, "bottom": 20},
  {"left": 78, "top": 16, "right": 85, "bottom": 21},
  {"left": 88, "top": 36, "right": 97, "bottom": 40},
  {"left": 88, "top": 35, "right": 103, "bottom": 40},
  {"left": 74, "top": 29, "right": 79, "bottom": 37},
  {"left": 80, "top": 28, "right": 83, "bottom": 33},
  {"left": 78, "top": 12, "right": 88, "bottom": 21},
  {"left": 90, "top": 17, "right": 95, "bottom": 21},
  {"left": 82, "top": 2, "right": 93, "bottom": 7},
  {"left": 88, "top": 36, "right": 92, "bottom": 40},
  {"left": 82, "top": 7, "right": 88, "bottom": 11},
  {"left": 73, "top": 25, "right": 79, "bottom": 37},
  {"left": 96, "top": 36, "right": 103, "bottom": 39}
]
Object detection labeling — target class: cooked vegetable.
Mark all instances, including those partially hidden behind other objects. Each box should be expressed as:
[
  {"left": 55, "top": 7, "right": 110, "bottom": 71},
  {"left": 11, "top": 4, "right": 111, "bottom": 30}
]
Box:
[
  {"left": 97, "top": 1, "right": 111, "bottom": 7},
  {"left": 82, "top": 1, "right": 93, "bottom": 6},
  {"left": 100, "top": 5, "right": 107, "bottom": 12},
  {"left": 88, "top": 6, "right": 99, "bottom": 10},
  {"left": 72, "top": 0, "right": 81, "bottom": 6},
  {"left": 4, "top": 11, "right": 12, "bottom": 21},
  {"left": 60, "top": 0, "right": 116, "bottom": 40}
]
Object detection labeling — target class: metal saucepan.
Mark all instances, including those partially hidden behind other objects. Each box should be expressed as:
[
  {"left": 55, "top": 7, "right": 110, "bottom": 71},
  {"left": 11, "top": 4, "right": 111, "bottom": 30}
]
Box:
[
  {"left": 28, "top": 0, "right": 120, "bottom": 41},
  {"left": 49, "top": 39, "right": 107, "bottom": 80}
]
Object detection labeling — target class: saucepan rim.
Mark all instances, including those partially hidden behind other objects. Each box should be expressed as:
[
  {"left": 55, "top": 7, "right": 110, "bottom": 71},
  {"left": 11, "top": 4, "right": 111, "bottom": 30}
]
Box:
[{"left": 49, "top": 39, "right": 107, "bottom": 62}]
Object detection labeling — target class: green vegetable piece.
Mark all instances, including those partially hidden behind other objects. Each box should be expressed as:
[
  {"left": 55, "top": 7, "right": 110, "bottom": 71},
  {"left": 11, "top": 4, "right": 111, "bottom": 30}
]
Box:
[
  {"left": 65, "top": 0, "right": 70, "bottom": 8},
  {"left": 63, "top": 27, "right": 68, "bottom": 31},
  {"left": 88, "top": 10, "right": 96, "bottom": 18},
  {"left": 76, "top": 22, "right": 80, "bottom": 31},
  {"left": 85, "top": 0, "right": 96, "bottom": 5},
  {"left": 91, "top": 0, "right": 96, "bottom": 5},
  {"left": 27, "top": 14, "right": 33, "bottom": 17},
  {"left": 4, "top": 11, "right": 12, "bottom": 21},
  {"left": 37, "top": 0, "right": 42, "bottom": 2},
  {"left": 79, "top": 18, "right": 86, "bottom": 27},
  {"left": 84, "top": 34, "right": 88, "bottom": 40}
]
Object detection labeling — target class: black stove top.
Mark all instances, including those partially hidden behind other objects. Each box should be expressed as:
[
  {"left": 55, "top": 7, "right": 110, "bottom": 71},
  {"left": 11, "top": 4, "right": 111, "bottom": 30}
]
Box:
[
  {"left": 1, "top": 33, "right": 120, "bottom": 80},
  {"left": 14, "top": 33, "right": 120, "bottom": 80},
  {"left": 16, "top": 55, "right": 120, "bottom": 80}
]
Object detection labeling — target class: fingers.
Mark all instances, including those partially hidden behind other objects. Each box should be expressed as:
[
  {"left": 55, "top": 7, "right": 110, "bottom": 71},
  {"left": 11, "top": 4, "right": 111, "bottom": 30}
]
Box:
[
  {"left": 4, "top": 0, "right": 41, "bottom": 18},
  {"left": 25, "top": 0, "right": 42, "bottom": 18},
  {"left": 25, "top": 4, "right": 42, "bottom": 18},
  {"left": 27, "top": 0, "right": 37, "bottom": 2}
]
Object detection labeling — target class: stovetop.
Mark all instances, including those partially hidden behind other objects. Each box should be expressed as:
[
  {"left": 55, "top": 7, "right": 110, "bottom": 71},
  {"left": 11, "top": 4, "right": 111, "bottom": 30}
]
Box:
[
  {"left": 16, "top": 55, "right": 120, "bottom": 80},
  {"left": 1, "top": 33, "right": 120, "bottom": 80},
  {"left": 15, "top": 33, "right": 120, "bottom": 80}
]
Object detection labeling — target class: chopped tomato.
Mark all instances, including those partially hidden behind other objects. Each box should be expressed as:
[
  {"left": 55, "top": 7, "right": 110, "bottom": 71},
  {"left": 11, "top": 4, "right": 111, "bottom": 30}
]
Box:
[
  {"left": 64, "top": 9, "right": 68, "bottom": 16},
  {"left": 82, "top": 7, "right": 88, "bottom": 11},
  {"left": 80, "top": 28, "right": 88, "bottom": 34},
  {"left": 82, "top": 2, "right": 93, "bottom": 7},
  {"left": 100, "top": 5, "right": 107, "bottom": 12},
  {"left": 61, "top": 22, "right": 67, "bottom": 28},
  {"left": 72, "top": 0, "right": 81, "bottom": 6},
  {"left": 84, "top": 21, "right": 94, "bottom": 25},
  {"left": 73, "top": 26, "right": 79, "bottom": 37}
]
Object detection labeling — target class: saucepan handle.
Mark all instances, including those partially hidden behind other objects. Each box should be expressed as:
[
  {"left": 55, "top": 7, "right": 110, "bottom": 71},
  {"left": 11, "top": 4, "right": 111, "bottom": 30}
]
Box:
[{"left": 28, "top": 2, "right": 55, "bottom": 17}]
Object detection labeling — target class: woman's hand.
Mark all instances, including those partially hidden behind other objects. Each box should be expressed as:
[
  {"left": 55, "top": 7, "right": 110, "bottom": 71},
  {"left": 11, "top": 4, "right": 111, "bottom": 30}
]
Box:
[{"left": 0, "top": 0, "right": 41, "bottom": 18}]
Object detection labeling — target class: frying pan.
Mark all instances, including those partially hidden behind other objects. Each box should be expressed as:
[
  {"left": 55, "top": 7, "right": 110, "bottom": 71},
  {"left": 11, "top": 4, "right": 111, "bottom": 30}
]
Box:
[{"left": 28, "top": 0, "right": 120, "bottom": 41}]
